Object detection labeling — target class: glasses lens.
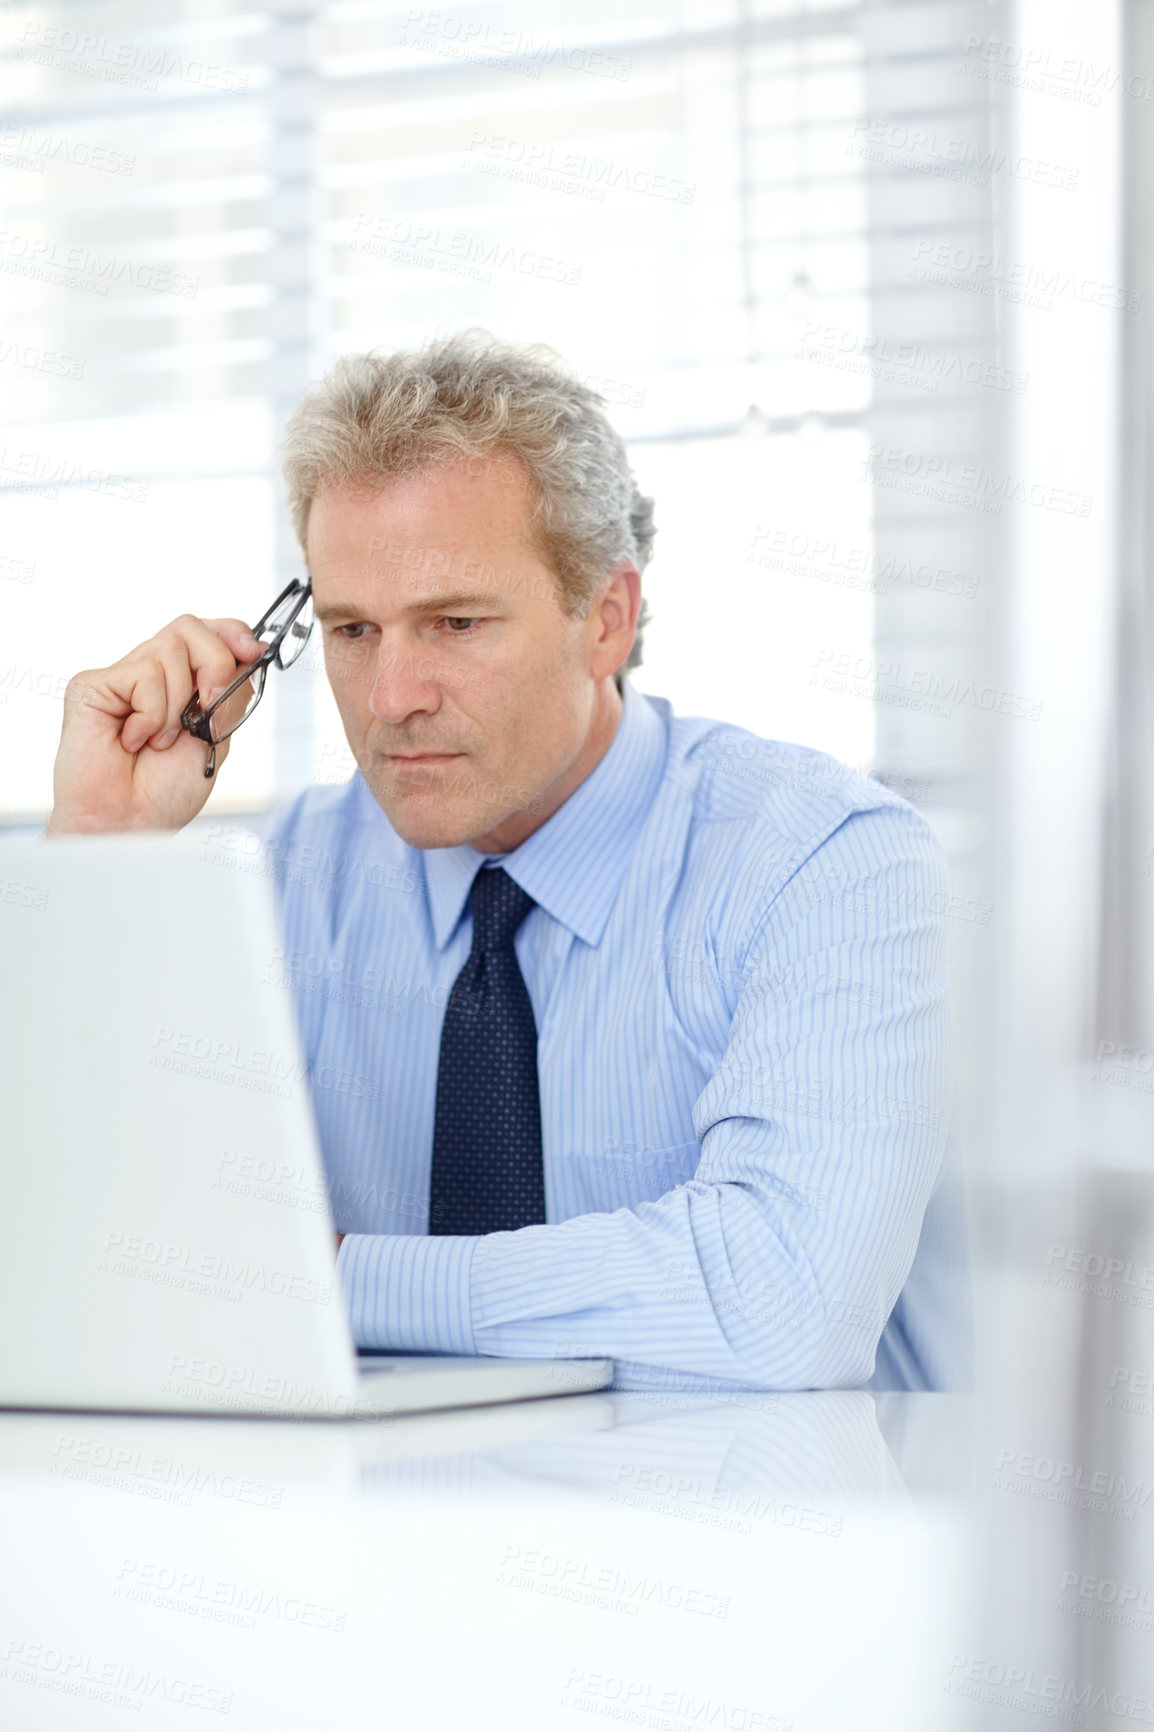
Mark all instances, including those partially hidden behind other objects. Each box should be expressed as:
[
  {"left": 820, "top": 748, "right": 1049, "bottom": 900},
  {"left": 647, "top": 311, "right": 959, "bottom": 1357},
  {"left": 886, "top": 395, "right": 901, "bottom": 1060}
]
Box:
[
  {"left": 279, "top": 587, "right": 314, "bottom": 667},
  {"left": 259, "top": 586, "right": 314, "bottom": 668},
  {"left": 207, "top": 663, "right": 267, "bottom": 743}
]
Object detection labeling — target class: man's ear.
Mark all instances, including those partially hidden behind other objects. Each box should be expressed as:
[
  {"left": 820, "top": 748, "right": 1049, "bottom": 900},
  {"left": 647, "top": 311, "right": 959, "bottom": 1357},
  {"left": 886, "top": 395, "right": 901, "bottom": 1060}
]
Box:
[{"left": 590, "top": 562, "right": 642, "bottom": 679}]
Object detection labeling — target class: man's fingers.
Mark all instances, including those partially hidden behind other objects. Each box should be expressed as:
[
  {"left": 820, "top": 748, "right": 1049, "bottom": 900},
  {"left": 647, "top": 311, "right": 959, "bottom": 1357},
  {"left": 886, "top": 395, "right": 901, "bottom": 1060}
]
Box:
[
  {"left": 124, "top": 668, "right": 177, "bottom": 755},
  {"left": 204, "top": 673, "right": 257, "bottom": 740},
  {"left": 142, "top": 638, "right": 255, "bottom": 749},
  {"left": 168, "top": 615, "right": 260, "bottom": 710},
  {"left": 121, "top": 616, "right": 263, "bottom": 717},
  {"left": 142, "top": 643, "right": 210, "bottom": 746},
  {"left": 71, "top": 660, "right": 171, "bottom": 755},
  {"left": 201, "top": 617, "right": 265, "bottom": 681}
]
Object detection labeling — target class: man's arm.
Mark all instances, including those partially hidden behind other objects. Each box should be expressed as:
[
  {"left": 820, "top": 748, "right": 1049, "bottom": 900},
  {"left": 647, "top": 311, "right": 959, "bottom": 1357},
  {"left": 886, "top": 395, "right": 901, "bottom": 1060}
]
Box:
[{"left": 336, "top": 803, "right": 951, "bottom": 1389}]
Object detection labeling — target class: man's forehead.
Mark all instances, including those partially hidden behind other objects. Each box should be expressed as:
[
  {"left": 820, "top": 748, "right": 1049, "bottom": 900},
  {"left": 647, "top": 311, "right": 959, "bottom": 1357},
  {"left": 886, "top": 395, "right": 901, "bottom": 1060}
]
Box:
[
  {"left": 311, "top": 544, "right": 542, "bottom": 596},
  {"left": 310, "top": 470, "right": 541, "bottom": 565},
  {"left": 310, "top": 451, "right": 534, "bottom": 529},
  {"left": 306, "top": 458, "right": 555, "bottom": 612}
]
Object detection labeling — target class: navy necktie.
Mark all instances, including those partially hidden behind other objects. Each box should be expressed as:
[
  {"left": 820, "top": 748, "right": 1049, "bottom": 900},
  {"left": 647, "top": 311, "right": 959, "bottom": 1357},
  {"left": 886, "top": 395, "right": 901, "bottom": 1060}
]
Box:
[{"left": 428, "top": 866, "right": 546, "bottom": 1236}]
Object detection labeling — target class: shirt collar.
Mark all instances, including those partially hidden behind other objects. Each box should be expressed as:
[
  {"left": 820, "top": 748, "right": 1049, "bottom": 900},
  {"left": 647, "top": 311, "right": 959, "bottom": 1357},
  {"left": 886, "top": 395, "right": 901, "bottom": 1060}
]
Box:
[{"left": 423, "top": 675, "right": 668, "bottom": 950}]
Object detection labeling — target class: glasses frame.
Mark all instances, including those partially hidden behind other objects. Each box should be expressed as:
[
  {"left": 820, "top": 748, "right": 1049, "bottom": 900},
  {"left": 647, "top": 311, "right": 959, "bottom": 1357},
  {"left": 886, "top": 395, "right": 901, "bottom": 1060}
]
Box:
[{"left": 180, "top": 577, "right": 313, "bottom": 779}]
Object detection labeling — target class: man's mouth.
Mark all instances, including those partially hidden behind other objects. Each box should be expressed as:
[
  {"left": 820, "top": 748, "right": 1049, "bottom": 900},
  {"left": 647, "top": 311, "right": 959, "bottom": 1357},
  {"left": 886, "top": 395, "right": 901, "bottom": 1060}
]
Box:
[{"left": 386, "top": 751, "right": 465, "bottom": 764}]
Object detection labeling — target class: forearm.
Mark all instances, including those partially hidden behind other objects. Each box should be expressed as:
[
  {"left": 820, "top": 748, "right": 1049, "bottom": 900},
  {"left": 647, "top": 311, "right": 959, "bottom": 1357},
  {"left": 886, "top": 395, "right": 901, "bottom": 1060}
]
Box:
[{"left": 335, "top": 1153, "right": 938, "bottom": 1388}]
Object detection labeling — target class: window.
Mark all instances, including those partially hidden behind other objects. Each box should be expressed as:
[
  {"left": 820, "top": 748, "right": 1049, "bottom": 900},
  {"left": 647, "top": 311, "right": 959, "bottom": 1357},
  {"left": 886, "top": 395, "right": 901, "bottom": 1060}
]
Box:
[{"left": 1, "top": 1, "right": 881, "bottom": 820}]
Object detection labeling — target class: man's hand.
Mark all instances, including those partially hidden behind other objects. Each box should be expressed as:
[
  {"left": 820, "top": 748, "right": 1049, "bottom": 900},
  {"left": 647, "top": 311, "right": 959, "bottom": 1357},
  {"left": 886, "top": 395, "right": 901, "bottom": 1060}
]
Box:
[{"left": 46, "top": 614, "right": 264, "bottom": 836}]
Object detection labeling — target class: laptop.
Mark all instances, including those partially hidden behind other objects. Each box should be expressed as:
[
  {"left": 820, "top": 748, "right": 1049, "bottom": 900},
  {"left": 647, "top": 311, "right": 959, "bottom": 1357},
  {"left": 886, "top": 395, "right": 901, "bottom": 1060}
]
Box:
[{"left": 0, "top": 832, "right": 612, "bottom": 1420}]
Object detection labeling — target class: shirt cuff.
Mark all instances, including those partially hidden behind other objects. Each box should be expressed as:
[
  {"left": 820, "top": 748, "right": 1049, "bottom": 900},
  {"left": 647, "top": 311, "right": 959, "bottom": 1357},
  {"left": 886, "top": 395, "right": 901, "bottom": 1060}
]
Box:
[{"left": 336, "top": 1233, "right": 478, "bottom": 1355}]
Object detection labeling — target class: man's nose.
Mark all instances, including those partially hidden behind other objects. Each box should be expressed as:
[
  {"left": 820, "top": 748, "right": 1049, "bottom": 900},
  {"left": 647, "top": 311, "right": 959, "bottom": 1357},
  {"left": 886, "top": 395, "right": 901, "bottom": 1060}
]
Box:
[{"left": 368, "top": 638, "right": 443, "bottom": 722}]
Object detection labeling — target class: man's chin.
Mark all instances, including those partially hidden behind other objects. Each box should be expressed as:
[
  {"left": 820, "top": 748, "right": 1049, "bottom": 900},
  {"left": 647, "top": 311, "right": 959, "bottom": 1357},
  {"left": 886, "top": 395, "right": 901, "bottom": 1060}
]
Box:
[{"left": 363, "top": 773, "right": 514, "bottom": 852}]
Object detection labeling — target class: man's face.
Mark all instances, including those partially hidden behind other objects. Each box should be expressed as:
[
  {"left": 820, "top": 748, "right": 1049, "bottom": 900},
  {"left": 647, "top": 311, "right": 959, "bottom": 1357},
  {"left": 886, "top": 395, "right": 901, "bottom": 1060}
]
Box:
[{"left": 306, "top": 452, "right": 631, "bottom": 852}]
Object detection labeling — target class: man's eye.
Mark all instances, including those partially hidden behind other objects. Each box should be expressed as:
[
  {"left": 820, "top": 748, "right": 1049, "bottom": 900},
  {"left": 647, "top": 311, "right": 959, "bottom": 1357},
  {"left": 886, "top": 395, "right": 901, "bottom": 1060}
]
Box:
[
  {"left": 335, "top": 623, "right": 372, "bottom": 640},
  {"left": 441, "top": 617, "right": 479, "bottom": 633}
]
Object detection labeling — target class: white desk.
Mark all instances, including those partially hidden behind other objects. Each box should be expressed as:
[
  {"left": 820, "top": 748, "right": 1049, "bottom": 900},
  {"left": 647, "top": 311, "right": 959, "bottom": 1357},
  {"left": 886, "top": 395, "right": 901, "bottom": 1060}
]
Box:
[{"left": 0, "top": 1391, "right": 972, "bottom": 1731}]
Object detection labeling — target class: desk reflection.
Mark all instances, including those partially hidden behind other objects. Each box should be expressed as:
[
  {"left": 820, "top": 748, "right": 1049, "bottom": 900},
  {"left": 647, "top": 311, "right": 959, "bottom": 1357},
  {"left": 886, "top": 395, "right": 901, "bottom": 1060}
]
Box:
[
  {"left": 0, "top": 1393, "right": 970, "bottom": 1732},
  {"left": 0, "top": 1388, "right": 967, "bottom": 1505}
]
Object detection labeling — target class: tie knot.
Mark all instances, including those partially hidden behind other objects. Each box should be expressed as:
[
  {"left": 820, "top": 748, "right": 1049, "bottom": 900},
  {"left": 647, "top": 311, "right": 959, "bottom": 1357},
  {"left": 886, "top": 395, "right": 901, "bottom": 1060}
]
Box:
[{"left": 468, "top": 866, "right": 535, "bottom": 952}]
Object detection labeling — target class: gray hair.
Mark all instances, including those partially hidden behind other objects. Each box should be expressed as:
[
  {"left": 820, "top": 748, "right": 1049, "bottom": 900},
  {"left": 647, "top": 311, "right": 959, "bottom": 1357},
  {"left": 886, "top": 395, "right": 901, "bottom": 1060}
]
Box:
[{"left": 281, "top": 330, "right": 654, "bottom": 670}]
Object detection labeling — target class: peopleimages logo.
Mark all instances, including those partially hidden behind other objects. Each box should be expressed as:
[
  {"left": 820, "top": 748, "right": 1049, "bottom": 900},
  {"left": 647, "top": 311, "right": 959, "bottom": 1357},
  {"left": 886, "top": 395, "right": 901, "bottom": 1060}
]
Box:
[
  {"left": 746, "top": 525, "right": 979, "bottom": 599},
  {"left": 0, "top": 233, "right": 198, "bottom": 298},
  {"left": 114, "top": 1558, "right": 348, "bottom": 1633},
  {"left": 993, "top": 1446, "right": 1154, "bottom": 1519},
  {"left": 907, "top": 238, "right": 1142, "bottom": 312},
  {"left": 49, "top": 1434, "right": 283, "bottom": 1509},
  {"left": 0, "top": 336, "right": 84, "bottom": 380},
  {"left": 1043, "top": 1241, "right": 1154, "bottom": 1307},
  {"left": 496, "top": 1545, "right": 730, "bottom": 1620},
  {"left": 161, "top": 1356, "right": 376, "bottom": 1417},
  {"left": 1110, "top": 1365, "right": 1154, "bottom": 1397},
  {"left": 864, "top": 442, "right": 1093, "bottom": 517},
  {"left": 798, "top": 318, "right": 1029, "bottom": 394},
  {"left": 17, "top": 22, "right": 249, "bottom": 93},
  {"left": 400, "top": 10, "right": 632, "bottom": 81},
  {"left": 348, "top": 212, "right": 583, "bottom": 287},
  {"left": 611, "top": 1464, "right": 844, "bottom": 1538},
  {"left": 811, "top": 646, "right": 1044, "bottom": 722},
  {"left": 945, "top": 1653, "right": 1154, "bottom": 1723},
  {"left": 1058, "top": 1568, "right": 1153, "bottom": 1618},
  {"left": 1107, "top": 1365, "right": 1154, "bottom": 1420},
  {"left": 465, "top": 131, "right": 695, "bottom": 203},
  {"left": 961, "top": 33, "right": 1154, "bottom": 105},
  {"left": 846, "top": 115, "right": 1078, "bottom": 189},
  {"left": 0, "top": 125, "right": 135, "bottom": 176},
  {"left": 0, "top": 874, "right": 49, "bottom": 911},
  {"left": 559, "top": 1670, "right": 792, "bottom": 1730},
  {"left": 0, "top": 446, "right": 147, "bottom": 501},
  {"left": 1, "top": 1639, "right": 234, "bottom": 1716},
  {"left": 99, "top": 1231, "right": 332, "bottom": 1307}
]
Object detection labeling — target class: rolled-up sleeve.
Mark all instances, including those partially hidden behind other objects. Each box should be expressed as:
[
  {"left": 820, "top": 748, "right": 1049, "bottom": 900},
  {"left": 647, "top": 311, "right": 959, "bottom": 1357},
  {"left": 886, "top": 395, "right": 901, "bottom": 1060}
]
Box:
[{"left": 339, "top": 802, "right": 951, "bottom": 1390}]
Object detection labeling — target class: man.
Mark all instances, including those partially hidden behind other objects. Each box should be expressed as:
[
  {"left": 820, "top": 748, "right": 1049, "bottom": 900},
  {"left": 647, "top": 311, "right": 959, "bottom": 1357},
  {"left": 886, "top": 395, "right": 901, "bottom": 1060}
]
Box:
[{"left": 48, "top": 332, "right": 959, "bottom": 1392}]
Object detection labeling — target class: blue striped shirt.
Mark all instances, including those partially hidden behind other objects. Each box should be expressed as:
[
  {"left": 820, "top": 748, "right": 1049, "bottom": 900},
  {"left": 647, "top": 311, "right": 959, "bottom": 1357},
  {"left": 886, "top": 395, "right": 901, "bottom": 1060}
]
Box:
[{"left": 256, "top": 676, "right": 959, "bottom": 1391}]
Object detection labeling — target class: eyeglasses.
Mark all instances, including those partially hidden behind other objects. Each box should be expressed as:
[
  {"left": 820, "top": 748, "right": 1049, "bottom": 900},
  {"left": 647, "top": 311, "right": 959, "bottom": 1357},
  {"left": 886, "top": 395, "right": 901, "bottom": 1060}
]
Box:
[{"left": 180, "top": 578, "right": 314, "bottom": 778}]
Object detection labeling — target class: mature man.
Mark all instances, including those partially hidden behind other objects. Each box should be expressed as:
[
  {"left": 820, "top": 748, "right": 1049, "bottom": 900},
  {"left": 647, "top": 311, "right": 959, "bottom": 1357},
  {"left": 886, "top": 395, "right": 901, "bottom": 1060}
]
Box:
[{"left": 49, "top": 332, "right": 959, "bottom": 1392}]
